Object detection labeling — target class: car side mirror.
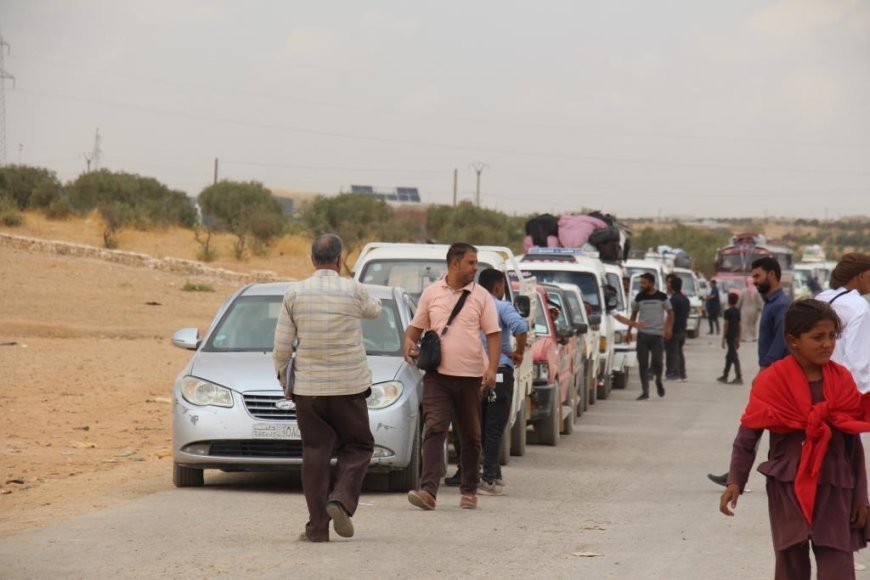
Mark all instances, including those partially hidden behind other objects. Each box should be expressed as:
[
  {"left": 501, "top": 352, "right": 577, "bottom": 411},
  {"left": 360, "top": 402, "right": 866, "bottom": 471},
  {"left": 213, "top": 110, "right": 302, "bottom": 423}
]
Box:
[
  {"left": 574, "top": 322, "right": 588, "bottom": 335},
  {"left": 588, "top": 314, "right": 602, "bottom": 327},
  {"left": 172, "top": 327, "right": 201, "bottom": 350},
  {"left": 556, "top": 323, "right": 573, "bottom": 342},
  {"left": 513, "top": 295, "right": 531, "bottom": 318},
  {"left": 603, "top": 284, "right": 619, "bottom": 312}
]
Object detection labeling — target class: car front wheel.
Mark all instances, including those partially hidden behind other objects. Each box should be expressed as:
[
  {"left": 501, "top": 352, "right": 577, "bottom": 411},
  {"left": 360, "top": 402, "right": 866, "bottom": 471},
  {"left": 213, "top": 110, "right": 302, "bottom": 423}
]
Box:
[{"left": 173, "top": 462, "right": 204, "bottom": 487}]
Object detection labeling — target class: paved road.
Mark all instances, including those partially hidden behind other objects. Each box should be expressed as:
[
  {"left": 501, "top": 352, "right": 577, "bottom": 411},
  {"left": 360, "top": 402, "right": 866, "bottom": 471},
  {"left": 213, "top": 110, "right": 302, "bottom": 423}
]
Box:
[{"left": 3, "top": 338, "right": 868, "bottom": 579}]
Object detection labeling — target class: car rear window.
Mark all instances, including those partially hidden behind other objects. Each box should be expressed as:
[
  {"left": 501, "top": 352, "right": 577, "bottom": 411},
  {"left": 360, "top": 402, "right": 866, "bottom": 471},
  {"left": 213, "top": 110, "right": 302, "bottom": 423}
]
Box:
[{"left": 359, "top": 259, "right": 493, "bottom": 298}]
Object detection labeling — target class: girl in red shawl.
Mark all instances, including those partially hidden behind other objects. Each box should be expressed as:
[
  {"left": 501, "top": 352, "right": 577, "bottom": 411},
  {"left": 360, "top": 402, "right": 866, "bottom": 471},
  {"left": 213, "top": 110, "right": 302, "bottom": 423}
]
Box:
[{"left": 720, "top": 299, "right": 870, "bottom": 580}]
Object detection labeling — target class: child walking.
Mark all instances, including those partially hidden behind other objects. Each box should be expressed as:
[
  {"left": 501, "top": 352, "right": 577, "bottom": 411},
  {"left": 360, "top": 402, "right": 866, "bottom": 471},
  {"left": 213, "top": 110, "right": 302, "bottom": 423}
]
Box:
[
  {"left": 717, "top": 292, "right": 742, "bottom": 384},
  {"left": 720, "top": 299, "right": 870, "bottom": 580}
]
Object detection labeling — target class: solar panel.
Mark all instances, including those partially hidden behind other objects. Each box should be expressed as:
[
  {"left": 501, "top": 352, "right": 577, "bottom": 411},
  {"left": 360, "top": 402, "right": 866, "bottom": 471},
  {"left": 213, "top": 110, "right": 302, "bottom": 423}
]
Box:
[
  {"left": 351, "top": 185, "right": 374, "bottom": 194},
  {"left": 409, "top": 193, "right": 421, "bottom": 202}
]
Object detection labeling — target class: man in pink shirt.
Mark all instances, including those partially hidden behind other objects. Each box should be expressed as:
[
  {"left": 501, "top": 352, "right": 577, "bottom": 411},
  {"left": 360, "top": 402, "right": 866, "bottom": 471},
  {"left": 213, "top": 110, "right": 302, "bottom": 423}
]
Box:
[{"left": 403, "top": 243, "right": 501, "bottom": 511}]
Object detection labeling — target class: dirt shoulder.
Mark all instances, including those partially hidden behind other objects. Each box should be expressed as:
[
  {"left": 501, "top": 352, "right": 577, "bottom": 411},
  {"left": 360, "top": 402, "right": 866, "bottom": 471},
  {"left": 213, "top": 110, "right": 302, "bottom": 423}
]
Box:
[{"left": 0, "top": 246, "right": 276, "bottom": 536}]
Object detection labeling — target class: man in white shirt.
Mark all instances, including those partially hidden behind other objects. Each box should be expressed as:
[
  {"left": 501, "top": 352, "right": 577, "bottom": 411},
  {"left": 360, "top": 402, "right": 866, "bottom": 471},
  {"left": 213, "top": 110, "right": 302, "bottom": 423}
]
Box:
[{"left": 816, "top": 253, "right": 870, "bottom": 393}]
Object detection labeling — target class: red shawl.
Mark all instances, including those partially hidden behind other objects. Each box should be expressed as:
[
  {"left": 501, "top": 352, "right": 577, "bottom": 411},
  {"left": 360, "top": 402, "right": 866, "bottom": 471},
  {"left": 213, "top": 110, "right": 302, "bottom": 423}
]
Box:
[{"left": 741, "top": 355, "right": 870, "bottom": 524}]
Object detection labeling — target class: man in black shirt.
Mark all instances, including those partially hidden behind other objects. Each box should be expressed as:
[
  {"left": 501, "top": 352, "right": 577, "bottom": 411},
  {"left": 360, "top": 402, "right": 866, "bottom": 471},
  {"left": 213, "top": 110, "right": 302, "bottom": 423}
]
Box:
[
  {"left": 666, "top": 276, "right": 691, "bottom": 382},
  {"left": 717, "top": 292, "right": 742, "bottom": 384}
]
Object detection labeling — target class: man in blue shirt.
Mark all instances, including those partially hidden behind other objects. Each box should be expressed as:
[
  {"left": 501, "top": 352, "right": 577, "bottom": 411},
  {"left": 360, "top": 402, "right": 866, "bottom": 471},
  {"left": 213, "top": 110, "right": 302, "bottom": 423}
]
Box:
[
  {"left": 752, "top": 257, "right": 791, "bottom": 368},
  {"left": 707, "top": 256, "right": 792, "bottom": 487},
  {"left": 476, "top": 268, "right": 528, "bottom": 495}
]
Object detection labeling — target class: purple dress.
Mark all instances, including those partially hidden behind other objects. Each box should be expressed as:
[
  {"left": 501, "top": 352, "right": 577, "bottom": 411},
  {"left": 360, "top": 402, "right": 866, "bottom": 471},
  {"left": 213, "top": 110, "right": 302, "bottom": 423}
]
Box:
[{"left": 727, "top": 379, "right": 870, "bottom": 552}]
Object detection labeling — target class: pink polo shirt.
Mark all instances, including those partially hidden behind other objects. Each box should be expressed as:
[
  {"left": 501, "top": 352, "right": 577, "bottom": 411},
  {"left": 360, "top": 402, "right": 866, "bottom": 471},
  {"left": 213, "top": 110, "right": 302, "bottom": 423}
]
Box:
[{"left": 410, "top": 279, "right": 500, "bottom": 377}]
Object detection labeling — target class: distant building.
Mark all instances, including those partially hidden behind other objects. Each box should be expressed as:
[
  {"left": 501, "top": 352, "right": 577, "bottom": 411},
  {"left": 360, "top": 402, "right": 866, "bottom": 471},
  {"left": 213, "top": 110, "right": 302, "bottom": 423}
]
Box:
[{"left": 349, "top": 185, "right": 422, "bottom": 204}]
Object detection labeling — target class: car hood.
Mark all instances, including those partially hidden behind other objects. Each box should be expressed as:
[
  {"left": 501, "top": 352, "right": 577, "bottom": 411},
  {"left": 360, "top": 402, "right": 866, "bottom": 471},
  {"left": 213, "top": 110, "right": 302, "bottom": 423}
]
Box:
[{"left": 189, "top": 351, "right": 404, "bottom": 393}]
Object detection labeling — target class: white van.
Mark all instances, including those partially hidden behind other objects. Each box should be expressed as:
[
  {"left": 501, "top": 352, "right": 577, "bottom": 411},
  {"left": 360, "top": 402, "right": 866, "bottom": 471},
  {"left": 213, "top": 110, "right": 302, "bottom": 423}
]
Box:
[
  {"left": 352, "top": 242, "right": 537, "bottom": 459},
  {"left": 518, "top": 249, "right": 618, "bottom": 402},
  {"left": 602, "top": 262, "right": 635, "bottom": 389}
]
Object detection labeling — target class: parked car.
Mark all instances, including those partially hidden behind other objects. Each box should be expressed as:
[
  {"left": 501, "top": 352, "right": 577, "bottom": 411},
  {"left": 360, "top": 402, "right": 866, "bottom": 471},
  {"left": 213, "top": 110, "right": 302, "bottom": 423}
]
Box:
[
  {"left": 352, "top": 242, "right": 536, "bottom": 460},
  {"left": 603, "top": 262, "right": 635, "bottom": 389},
  {"left": 542, "top": 283, "right": 590, "bottom": 434},
  {"left": 549, "top": 282, "right": 598, "bottom": 419},
  {"left": 171, "top": 283, "right": 425, "bottom": 492},
  {"left": 526, "top": 285, "right": 575, "bottom": 446}
]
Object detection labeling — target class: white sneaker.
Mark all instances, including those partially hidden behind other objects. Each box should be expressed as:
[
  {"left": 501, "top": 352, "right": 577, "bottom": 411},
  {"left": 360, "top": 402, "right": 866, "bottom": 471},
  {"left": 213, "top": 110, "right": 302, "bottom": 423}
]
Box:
[{"left": 478, "top": 479, "right": 504, "bottom": 496}]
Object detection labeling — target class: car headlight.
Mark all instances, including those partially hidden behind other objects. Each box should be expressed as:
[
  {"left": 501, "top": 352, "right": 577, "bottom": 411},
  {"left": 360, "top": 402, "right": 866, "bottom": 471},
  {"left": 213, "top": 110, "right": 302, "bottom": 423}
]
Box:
[
  {"left": 533, "top": 362, "right": 549, "bottom": 382},
  {"left": 180, "top": 376, "right": 234, "bottom": 408},
  {"left": 368, "top": 381, "right": 403, "bottom": 410}
]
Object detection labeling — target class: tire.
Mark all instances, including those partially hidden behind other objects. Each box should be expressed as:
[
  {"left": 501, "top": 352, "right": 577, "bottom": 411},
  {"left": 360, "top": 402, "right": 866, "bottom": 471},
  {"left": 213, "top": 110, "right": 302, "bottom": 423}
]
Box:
[
  {"left": 589, "top": 374, "right": 598, "bottom": 406},
  {"left": 389, "top": 420, "right": 421, "bottom": 492},
  {"left": 562, "top": 393, "right": 575, "bottom": 434},
  {"left": 597, "top": 371, "right": 612, "bottom": 400},
  {"left": 510, "top": 402, "right": 527, "bottom": 457},
  {"left": 173, "top": 462, "right": 204, "bottom": 487},
  {"left": 612, "top": 370, "right": 627, "bottom": 389},
  {"left": 574, "top": 371, "right": 584, "bottom": 423},
  {"left": 537, "top": 387, "right": 560, "bottom": 446}
]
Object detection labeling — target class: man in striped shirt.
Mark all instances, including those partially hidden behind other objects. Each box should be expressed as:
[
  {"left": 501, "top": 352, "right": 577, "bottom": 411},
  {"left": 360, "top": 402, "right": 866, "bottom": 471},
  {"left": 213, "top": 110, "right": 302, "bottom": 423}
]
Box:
[{"left": 273, "top": 234, "right": 382, "bottom": 543}]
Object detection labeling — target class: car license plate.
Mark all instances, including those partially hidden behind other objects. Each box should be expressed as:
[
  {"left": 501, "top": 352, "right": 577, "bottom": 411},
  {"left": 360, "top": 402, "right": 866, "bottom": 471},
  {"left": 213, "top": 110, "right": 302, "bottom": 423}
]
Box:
[{"left": 252, "top": 423, "right": 301, "bottom": 440}]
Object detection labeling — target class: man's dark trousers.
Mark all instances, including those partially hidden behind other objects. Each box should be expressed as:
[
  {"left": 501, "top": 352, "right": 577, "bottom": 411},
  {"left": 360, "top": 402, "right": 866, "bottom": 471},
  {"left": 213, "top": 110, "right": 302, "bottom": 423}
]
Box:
[
  {"left": 665, "top": 330, "right": 687, "bottom": 379},
  {"left": 480, "top": 365, "right": 514, "bottom": 482},
  {"left": 294, "top": 392, "right": 374, "bottom": 541},
  {"left": 723, "top": 338, "right": 741, "bottom": 379},
  {"left": 636, "top": 333, "right": 664, "bottom": 396},
  {"left": 420, "top": 372, "right": 482, "bottom": 497}
]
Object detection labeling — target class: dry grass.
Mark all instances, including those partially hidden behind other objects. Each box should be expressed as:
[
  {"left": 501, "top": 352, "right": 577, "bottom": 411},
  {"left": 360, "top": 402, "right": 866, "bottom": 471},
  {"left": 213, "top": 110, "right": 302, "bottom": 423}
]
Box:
[{"left": 1, "top": 211, "right": 315, "bottom": 280}]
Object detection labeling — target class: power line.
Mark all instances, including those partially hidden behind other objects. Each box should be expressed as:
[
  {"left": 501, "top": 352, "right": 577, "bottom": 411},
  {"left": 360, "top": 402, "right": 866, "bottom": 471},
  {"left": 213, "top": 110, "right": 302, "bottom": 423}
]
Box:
[
  {"left": 12, "top": 52, "right": 870, "bottom": 151},
  {"left": 17, "top": 87, "right": 870, "bottom": 178}
]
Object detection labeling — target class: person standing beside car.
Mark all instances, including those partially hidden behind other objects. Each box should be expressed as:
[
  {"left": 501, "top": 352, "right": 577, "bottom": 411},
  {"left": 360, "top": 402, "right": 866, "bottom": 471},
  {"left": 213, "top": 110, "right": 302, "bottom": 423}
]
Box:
[
  {"left": 616, "top": 273, "right": 674, "bottom": 400},
  {"left": 476, "top": 268, "right": 528, "bottom": 496},
  {"left": 403, "top": 242, "right": 500, "bottom": 511},
  {"left": 273, "top": 234, "right": 382, "bottom": 543},
  {"left": 705, "top": 280, "right": 721, "bottom": 335},
  {"left": 666, "top": 275, "right": 691, "bottom": 383}
]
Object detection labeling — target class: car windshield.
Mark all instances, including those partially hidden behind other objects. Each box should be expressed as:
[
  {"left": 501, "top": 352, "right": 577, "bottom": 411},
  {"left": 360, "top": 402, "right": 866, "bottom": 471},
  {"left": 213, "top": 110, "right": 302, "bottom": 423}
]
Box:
[
  {"left": 717, "top": 251, "right": 767, "bottom": 273},
  {"left": 606, "top": 273, "right": 626, "bottom": 309},
  {"left": 527, "top": 270, "right": 601, "bottom": 313},
  {"left": 205, "top": 295, "right": 403, "bottom": 356},
  {"left": 546, "top": 291, "right": 571, "bottom": 327},
  {"left": 359, "top": 259, "right": 493, "bottom": 298},
  {"left": 676, "top": 272, "right": 698, "bottom": 297},
  {"left": 561, "top": 290, "right": 587, "bottom": 324},
  {"left": 534, "top": 294, "right": 549, "bottom": 335}
]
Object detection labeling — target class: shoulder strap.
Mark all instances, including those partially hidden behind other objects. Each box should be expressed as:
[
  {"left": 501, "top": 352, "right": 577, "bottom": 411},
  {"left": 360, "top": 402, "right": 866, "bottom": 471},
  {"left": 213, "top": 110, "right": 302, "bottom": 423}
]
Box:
[
  {"left": 441, "top": 289, "right": 472, "bottom": 336},
  {"left": 828, "top": 289, "right": 850, "bottom": 305}
]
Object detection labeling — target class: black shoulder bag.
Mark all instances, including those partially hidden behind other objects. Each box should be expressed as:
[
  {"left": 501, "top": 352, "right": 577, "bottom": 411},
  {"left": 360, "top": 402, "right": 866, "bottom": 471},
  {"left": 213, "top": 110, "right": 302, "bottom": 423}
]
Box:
[{"left": 416, "top": 290, "right": 471, "bottom": 372}]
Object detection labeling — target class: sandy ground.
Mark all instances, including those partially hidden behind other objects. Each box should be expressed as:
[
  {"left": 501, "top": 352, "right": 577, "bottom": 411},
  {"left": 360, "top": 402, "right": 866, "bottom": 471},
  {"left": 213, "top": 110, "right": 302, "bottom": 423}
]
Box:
[{"left": 0, "top": 243, "right": 306, "bottom": 536}]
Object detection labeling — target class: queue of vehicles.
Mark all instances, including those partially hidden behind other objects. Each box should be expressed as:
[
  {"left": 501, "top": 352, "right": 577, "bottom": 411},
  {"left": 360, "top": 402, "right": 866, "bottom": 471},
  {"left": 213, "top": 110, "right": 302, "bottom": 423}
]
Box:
[{"left": 169, "top": 240, "right": 643, "bottom": 490}]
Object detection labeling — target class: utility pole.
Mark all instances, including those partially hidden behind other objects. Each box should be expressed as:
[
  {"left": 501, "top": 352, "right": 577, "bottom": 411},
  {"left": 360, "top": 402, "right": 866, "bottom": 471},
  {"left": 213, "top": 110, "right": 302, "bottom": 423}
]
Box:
[
  {"left": 470, "top": 162, "right": 488, "bottom": 207},
  {"left": 91, "top": 128, "right": 102, "bottom": 170},
  {"left": 452, "top": 168, "right": 458, "bottom": 207},
  {"left": 0, "top": 33, "right": 16, "bottom": 167},
  {"left": 213, "top": 157, "right": 219, "bottom": 184}
]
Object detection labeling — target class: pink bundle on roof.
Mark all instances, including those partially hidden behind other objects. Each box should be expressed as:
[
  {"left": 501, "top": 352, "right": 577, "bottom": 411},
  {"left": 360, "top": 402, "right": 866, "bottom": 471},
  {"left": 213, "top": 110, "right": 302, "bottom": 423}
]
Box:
[{"left": 557, "top": 214, "right": 607, "bottom": 248}]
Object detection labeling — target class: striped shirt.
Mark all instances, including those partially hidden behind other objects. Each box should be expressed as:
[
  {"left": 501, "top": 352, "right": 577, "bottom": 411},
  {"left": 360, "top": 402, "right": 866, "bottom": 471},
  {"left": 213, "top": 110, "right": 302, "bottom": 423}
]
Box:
[{"left": 272, "top": 270, "right": 382, "bottom": 396}]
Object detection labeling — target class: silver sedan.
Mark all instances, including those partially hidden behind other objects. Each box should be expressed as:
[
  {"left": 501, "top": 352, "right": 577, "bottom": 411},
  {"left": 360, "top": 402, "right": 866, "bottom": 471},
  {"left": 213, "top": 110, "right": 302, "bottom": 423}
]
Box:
[{"left": 170, "top": 283, "right": 424, "bottom": 492}]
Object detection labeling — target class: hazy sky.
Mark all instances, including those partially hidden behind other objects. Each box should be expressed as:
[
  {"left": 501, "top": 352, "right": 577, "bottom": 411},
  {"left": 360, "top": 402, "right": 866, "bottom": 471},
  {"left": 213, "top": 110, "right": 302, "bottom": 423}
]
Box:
[{"left": 3, "top": 0, "right": 869, "bottom": 218}]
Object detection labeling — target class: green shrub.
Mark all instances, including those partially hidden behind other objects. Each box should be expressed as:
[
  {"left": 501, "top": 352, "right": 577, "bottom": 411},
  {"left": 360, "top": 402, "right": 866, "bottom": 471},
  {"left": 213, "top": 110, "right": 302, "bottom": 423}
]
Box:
[
  {"left": 45, "top": 196, "right": 75, "bottom": 220},
  {"left": 182, "top": 282, "right": 214, "bottom": 292},
  {"left": 0, "top": 196, "right": 23, "bottom": 226}
]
